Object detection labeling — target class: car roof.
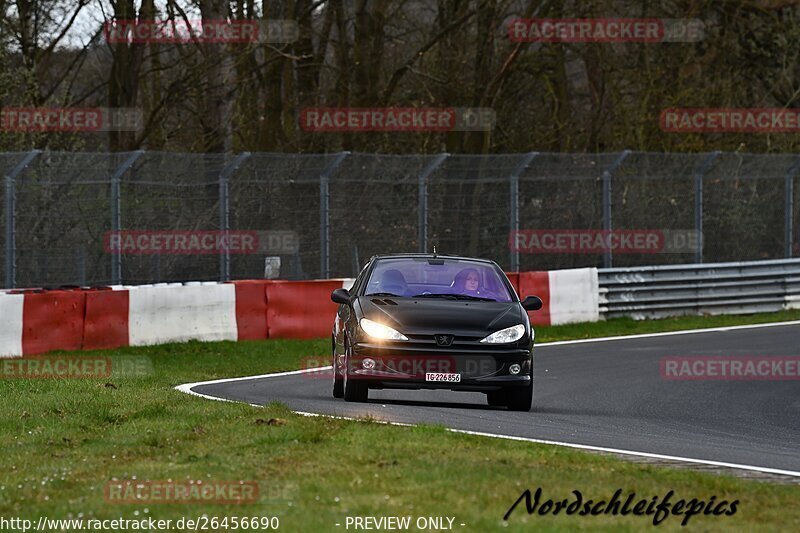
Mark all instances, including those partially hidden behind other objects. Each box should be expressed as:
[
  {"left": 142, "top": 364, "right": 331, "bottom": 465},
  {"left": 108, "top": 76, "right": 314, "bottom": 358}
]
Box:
[{"left": 367, "top": 253, "right": 499, "bottom": 265}]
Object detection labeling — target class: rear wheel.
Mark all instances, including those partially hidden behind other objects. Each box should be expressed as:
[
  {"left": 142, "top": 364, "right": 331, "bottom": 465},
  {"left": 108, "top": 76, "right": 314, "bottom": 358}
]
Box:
[{"left": 343, "top": 340, "right": 368, "bottom": 402}]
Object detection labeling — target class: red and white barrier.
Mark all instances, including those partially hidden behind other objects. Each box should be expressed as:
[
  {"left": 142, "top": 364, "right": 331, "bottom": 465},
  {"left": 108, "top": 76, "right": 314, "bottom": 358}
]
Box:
[
  {"left": 128, "top": 283, "right": 238, "bottom": 346},
  {"left": 548, "top": 268, "right": 599, "bottom": 324},
  {"left": 0, "top": 269, "right": 598, "bottom": 357},
  {"left": 0, "top": 292, "right": 24, "bottom": 357}
]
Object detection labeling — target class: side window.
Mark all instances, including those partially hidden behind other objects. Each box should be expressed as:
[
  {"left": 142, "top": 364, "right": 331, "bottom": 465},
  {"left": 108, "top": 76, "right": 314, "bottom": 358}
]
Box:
[{"left": 350, "top": 261, "right": 371, "bottom": 295}]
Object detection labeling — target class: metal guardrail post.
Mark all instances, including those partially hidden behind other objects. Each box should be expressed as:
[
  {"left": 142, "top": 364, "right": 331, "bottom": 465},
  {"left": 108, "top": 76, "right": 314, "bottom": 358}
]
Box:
[
  {"left": 601, "top": 150, "right": 631, "bottom": 268},
  {"left": 784, "top": 157, "right": 800, "bottom": 258},
  {"left": 319, "top": 152, "right": 349, "bottom": 279},
  {"left": 110, "top": 150, "right": 144, "bottom": 286},
  {"left": 4, "top": 149, "right": 41, "bottom": 289},
  {"left": 509, "top": 152, "right": 538, "bottom": 271},
  {"left": 417, "top": 153, "right": 448, "bottom": 253},
  {"left": 693, "top": 151, "right": 720, "bottom": 264},
  {"left": 217, "top": 152, "right": 251, "bottom": 282}
]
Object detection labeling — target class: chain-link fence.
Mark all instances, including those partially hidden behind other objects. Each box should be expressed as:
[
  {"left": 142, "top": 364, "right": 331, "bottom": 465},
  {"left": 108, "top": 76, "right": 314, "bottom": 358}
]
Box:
[{"left": 2, "top": 150, "right": 799, "bottom": 288}]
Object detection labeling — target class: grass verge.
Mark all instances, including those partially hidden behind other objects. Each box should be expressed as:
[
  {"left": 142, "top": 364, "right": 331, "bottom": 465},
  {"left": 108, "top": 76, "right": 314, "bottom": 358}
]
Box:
[{"left": 1, "top": 311, "right": 799, "bottom": 531}]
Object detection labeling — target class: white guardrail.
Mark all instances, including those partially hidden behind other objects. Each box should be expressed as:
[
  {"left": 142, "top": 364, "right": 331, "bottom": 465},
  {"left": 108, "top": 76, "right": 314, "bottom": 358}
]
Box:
[{"left": 598, "top": 258, "right": 800, "bottom": 320}]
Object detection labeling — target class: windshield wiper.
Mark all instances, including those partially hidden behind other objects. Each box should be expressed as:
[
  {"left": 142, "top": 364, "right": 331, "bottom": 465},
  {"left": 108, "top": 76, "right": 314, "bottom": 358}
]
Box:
[
  {"left": 367, "top": 292, "right": 403, "bottom": 297},
  {"left": 450, "top": 294, "right": 496, "bottom": 301},
  {"left": 412, "top": 293, "right": 496, "bottom": 301}
]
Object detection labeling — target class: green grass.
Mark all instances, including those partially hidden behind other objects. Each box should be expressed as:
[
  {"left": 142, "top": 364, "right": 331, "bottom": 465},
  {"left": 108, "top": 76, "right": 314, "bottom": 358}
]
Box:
[{"left": 1, "top": 312, "right": 799, "bottom": 531}]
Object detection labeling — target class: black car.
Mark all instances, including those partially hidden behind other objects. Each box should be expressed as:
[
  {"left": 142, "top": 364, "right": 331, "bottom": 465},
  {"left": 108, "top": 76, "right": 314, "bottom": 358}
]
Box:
[{"left": 330, "top": 254, "right": 542, "bottom": 411}]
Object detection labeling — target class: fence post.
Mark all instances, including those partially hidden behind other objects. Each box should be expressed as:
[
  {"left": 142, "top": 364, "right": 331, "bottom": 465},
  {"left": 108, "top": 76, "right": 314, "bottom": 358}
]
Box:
[
  {"left": 319, "top": 152, "right": 349, "bottom": 279},
  {"left": 601, "top": 150, "right": 631, "bottom": 268},
  {"left": 218, "top": 152, "right": 251, "bottom": 282},
  {"left": 417, "top": 153, "right": 449, "bottom": 253},
  {"left": 4, "top": 149, "right": 41, "bottom": 289},
  {"left": 509, "top": 152, "right": 538, "bottom": 271},
  {"left": 78, "top": 247, "right": 87, "bottom": 286},
  {"left": 110, "top": 150, "right": 144, "bottom": 286},
  {"left": 693, "top": 151, "right": 720, "bottom": 264},
  {"left": 784, "top": 157, "right": 800, "bottom": 258}
]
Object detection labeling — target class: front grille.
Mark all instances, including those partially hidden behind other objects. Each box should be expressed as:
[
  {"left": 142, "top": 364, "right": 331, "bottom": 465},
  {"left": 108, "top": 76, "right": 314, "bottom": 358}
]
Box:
[{"left": 402, "top": 334, "right": 519, "bottom": 351}]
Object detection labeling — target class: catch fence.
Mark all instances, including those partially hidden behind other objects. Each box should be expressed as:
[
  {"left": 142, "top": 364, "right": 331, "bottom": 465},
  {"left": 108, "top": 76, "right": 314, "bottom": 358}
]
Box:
[{"left": 1, "top": 151, "right": 798, "bottom": 288}]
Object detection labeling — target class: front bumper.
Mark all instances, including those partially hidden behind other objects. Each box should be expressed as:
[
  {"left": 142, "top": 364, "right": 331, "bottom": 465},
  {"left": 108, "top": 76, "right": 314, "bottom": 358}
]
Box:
[{"left": 346, "top": 341, "right": 532, "bottom": 392}]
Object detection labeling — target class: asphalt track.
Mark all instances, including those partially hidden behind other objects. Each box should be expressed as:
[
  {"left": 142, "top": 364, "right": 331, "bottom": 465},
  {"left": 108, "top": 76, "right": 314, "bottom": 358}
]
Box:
[{"left": 181, "top": 322, "right": 800, "bottom": 475}]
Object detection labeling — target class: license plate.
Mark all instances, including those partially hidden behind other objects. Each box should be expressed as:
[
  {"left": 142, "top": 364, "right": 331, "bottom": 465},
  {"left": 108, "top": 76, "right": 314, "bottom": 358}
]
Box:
[{"left": 425, "top": 372, "right": 461, "bottom": 383}]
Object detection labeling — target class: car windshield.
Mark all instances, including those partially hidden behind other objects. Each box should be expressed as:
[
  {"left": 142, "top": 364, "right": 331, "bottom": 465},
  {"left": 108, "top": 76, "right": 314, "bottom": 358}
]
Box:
[{"left": 364, "top": 258, "right": 513, "bottom": 302}]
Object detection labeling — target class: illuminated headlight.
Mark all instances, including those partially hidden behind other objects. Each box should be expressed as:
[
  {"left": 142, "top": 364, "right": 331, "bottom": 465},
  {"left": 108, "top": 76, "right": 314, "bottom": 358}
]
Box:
[
  {"left": 360, "top": 318, "right": 408, "bottom": 341},
  {"left": 480, "top": 324, "right": 525, "bottom": 344}
]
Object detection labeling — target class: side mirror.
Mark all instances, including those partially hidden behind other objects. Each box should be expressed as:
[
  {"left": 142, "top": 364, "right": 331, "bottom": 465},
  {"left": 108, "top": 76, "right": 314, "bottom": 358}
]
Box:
[
  {"left": 331, "top": 288, "right": 352, "bottom": 305},
  {"left": 521, "top": 295, "right": 543, "bottom": 311}
]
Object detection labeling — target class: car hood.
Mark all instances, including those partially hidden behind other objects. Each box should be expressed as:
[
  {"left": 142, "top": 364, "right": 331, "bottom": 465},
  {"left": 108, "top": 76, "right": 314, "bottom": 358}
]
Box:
[{"left": 356, "top": 296, "right": 525, "bottom": 337}]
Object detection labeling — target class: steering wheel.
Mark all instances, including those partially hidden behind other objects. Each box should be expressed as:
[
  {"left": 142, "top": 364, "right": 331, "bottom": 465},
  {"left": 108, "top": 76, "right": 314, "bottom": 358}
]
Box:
[{"left": 383, "top": 284, "right": 407, "bottom": 295}]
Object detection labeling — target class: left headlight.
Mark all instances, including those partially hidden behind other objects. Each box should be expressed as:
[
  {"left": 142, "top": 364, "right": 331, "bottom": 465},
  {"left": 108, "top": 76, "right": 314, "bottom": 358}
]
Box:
[
  {"left": 360, "top": 318, "right": 408, "bottom": 341},
  {"left": 480, "top": 324, "right": 525, "bottom": 344}
]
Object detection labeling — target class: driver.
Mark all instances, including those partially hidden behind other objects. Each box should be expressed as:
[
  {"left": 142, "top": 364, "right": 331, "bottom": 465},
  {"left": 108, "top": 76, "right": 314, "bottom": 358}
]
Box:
[{"left": 452, "top": 268, "right": 482, "bottom": 296}]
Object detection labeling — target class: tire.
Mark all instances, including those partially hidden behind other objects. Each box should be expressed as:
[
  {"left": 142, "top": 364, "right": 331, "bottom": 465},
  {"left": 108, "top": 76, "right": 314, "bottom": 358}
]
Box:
[
  {"left": 343, "top": 340, "right": 368, "bottom": 402},
  {"left": 486, "top": 390, "right": 507, "bottom": 407},
  {"left": 505, "top": 373, "right": 533, "bottom": 412},
  {"left": 332, "top": 338, "right": 344, "bottom": 398},
  {"left": 332, "top": 362, "right": 344, "bottom": 398}
]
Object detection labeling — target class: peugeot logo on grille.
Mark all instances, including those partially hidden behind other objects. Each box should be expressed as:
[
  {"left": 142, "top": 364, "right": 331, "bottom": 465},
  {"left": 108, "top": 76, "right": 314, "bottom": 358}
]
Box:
[{"left": 435, "top": 334, "right": 454, "bottom": 347}]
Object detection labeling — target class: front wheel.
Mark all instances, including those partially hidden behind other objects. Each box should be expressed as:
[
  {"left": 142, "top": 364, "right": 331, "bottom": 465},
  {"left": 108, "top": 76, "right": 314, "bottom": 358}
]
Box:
[
  {"left": 332, "top": 339, "right": 344, "bottom": 398},
  {"left": 332, "top": 363, "right": 344, "bottom": 398},
  {"left": 505, "top": 383, "right": 532, "bottom": 411},
  {"left": 505, "top": 368, "right": 533, "bottom": 412},
  {"left": 343, "top": 340, "right": 368, "bottom": 402},
  {"left": 486, "top": 390, "right": 507, "bottom": 407}
]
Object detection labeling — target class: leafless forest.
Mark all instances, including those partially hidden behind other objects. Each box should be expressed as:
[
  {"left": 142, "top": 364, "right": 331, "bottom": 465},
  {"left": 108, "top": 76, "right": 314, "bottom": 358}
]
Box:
[{"left": 2, "top": 0, "right": 800, "bottom": 153}]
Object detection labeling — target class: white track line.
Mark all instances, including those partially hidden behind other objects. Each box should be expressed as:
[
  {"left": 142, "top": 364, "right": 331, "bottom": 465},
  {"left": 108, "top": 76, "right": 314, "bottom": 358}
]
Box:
[
  {"left": 292, "top": 411, "right": 800, "bottom": 478},
  {"left": 174, "top": 369, "right": 313, "bottom": 408},
  {"left": 174, "top": 319, "right": 800, "bottom": 479},
  {"left": 536, "top": 319, "right": 800, "bottom": 347}
]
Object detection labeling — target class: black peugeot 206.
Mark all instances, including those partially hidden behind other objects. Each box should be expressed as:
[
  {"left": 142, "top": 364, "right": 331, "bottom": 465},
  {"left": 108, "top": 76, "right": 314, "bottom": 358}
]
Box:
[{"left": 330, "top": 254, "right": 543, "bottom": 411}]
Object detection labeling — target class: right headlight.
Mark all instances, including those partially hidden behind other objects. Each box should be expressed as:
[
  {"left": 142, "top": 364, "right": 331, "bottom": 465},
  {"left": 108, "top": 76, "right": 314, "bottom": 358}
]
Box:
[
  {"left": 360, "top": 318, "right": 408, "bottom": 341},
  {"left": 479, "top": 324, "right": 525, "bottom": 344}
]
